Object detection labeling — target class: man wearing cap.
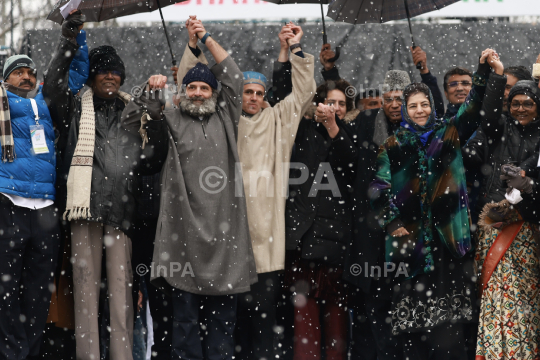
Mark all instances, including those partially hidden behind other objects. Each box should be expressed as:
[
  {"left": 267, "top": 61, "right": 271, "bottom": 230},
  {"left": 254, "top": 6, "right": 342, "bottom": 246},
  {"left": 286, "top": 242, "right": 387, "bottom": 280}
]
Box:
[
  {"left": 129, "top": 17, "right": 257, "bottom": 359},
  {"left": 0, "top": 51, "right": 61, "bottom": 359},
  {"left": 43, "top": 12, "right": 167, "bottom": 360},
  {"left": 231, "top": 23, "right": 316, "bottom": 360}
]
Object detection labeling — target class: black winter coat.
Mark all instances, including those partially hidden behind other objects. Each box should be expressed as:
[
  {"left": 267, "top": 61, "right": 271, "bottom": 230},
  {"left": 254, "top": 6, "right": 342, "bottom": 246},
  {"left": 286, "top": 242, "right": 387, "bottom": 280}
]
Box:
[
  {"left": 285, "top": 117, "right": 358, "bottom": 266},
  {"left": 464, "top": 74, "right": 540, "bottom": 214},
  {"left": 43, "top": 37, "right": 168, "bottom": 237},
  {"left": 343, "top": 109, "right": 401, "bottom": 294}
]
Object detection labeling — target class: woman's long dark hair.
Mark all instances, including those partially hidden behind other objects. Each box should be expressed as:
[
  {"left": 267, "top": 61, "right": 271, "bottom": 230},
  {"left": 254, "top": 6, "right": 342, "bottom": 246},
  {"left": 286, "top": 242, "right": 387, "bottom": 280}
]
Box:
[{"left": 312, "top": 79, "right": 354, "bottom": 113}]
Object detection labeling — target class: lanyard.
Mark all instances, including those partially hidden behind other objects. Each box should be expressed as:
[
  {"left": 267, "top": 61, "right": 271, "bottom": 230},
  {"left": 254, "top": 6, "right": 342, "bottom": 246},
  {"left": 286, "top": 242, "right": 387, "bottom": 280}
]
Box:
[{"left": 29, "top": 98, "right": 40, "bottom": 125}]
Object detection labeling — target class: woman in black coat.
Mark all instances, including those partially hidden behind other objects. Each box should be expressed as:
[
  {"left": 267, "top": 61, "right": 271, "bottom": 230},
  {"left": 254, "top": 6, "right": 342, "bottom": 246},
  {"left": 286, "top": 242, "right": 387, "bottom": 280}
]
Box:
[
  {"left": 284, "top": 79, "right": 358, "bottom": 360},
  {"left": 465, "top": 80, "right": 540, "bottom": 214}
]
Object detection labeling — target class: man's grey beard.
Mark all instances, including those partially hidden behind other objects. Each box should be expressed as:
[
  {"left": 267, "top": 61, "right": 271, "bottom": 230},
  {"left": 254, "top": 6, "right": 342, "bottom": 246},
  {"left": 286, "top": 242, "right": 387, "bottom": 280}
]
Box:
[{"left": 179, "top": 91, "right": 218, "bottom": 117}]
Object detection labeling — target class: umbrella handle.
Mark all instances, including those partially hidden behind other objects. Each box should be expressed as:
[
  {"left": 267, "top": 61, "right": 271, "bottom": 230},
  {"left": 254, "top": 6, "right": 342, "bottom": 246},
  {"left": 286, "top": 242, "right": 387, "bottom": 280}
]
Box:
[
  {"left": 412, "top": 45, "right": 422, "bottom": 70},
  {"left": 328, "top": 46, "right": 340, "bottom": 63}
]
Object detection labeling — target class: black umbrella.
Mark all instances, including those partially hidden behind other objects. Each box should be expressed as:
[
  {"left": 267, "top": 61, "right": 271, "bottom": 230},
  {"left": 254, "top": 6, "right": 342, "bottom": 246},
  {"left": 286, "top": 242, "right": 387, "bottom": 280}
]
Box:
[
  {"left": 47, "top": 0, "right": 185, "bottom": 65},
  {"left": 327, "top": 0, "right": 460, "bottom": 68},
  {"left": 264, "top": 0, "right": 340, "bottom": 61}
]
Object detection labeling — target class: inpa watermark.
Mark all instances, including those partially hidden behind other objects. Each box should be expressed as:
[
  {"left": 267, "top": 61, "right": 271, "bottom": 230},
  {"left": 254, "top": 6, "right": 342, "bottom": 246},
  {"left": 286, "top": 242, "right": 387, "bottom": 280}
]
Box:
[
  {"left": 349, "top": 262, "right": 409, "bottom": 278},
  {"left": 198, "top": 162, "right": 345, "bottom": 197},
  {"left": 136, "top": 262, "right": 195, "bottom": 278}
]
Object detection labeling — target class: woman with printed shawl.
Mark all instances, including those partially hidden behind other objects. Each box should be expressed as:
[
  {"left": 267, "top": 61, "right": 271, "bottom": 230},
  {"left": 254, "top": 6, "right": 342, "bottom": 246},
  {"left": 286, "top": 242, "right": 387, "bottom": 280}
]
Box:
[{"left": 369, "top": 49, "right": 504, "bottom": 359}]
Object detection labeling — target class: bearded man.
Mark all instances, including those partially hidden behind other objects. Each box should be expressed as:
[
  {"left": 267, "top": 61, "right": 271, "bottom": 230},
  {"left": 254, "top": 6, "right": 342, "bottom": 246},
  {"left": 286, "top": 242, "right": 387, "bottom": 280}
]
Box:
[{"left": 126, "top": 16, "right": 257, "bottom": 359}]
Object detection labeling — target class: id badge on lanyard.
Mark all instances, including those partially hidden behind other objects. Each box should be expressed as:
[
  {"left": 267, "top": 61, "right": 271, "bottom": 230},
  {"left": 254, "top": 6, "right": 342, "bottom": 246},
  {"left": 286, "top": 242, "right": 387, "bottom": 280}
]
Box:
[{"left": 29, "top": 99, "right": 49, "bottom": 154}]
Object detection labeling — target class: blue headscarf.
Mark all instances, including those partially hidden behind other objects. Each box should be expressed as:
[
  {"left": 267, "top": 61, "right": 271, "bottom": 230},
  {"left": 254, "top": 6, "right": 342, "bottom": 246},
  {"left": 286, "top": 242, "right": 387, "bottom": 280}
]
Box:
[{"left": 400, "top": 83, "right": 438, "bottom": 145}]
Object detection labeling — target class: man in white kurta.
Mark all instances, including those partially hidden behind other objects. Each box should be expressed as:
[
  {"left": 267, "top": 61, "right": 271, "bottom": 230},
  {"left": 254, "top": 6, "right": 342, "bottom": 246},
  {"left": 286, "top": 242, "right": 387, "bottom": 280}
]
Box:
[{"left": 235, "top": 23, "right": 316, "bottom": 359}]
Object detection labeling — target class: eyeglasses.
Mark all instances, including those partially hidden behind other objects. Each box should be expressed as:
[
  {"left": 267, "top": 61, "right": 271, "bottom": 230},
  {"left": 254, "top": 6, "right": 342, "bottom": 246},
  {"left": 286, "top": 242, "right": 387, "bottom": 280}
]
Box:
[
  {"left": 97, "top": 70, "right": 122, "bottom": 77},
  {"left": 510, "top": 101, "right": 535, "bottom": 111},
  {"left": 447, "top": 81, "right": 472, "bottom": 88},
  {"left": 243, "top": 89, "right": 264, "bottom": 98},
  {"left": 383, "top": 97, "right": 403, "bottom": 105}
]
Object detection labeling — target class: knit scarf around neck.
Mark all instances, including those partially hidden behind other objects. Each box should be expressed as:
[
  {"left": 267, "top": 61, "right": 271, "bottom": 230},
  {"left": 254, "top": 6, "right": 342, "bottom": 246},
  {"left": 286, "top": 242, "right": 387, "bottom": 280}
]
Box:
[{"left": 64, "top": 88, "right": 131, "bottom": 221}]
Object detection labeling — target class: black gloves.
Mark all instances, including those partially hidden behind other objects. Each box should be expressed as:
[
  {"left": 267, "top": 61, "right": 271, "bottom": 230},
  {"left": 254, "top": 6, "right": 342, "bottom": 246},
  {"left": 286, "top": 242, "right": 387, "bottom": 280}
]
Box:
[
  {"left": 142, "top": 93, "right": 164, "bottom": 121},
  {"left": 133, "top": 84, "right": 164, "bottom": 121},
  {"left": 62, "top": 11, "right": 85, "bottom": 40},
  {"left": 500, "top": 164, "right": 533, "bottom": 194}
]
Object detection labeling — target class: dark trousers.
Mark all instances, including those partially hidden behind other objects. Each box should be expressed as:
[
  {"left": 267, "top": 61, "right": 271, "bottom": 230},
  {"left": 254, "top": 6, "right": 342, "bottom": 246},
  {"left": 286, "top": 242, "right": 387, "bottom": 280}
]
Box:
[
  {"left": 402, "top": 322, "right": 468, "bottom": 360},
  {"left": 350, "top": 290, "right": 403, "bottom": 360},
  {"left": 235, "top": 271, "right": 281, "bottom": 360},
  {"left": 131, "top": 219, "right": 173, "bottom": 360},
  {"left": 172, "top": 289, "right": 237, "bottom": 360},
  {"left": 0, "top": 200, "right": 60, "bottom": 360}
]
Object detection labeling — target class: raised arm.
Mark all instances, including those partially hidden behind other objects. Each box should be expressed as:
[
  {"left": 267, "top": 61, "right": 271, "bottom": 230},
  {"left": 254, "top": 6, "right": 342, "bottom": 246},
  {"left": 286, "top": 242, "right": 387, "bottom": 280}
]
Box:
[
  {"left": 42, "top": 12, "right": 84, "bottom": 132},
  {"left": 188, "top": 16, "right": 228, "bottom": 64},
  {"left": 320, "top": 44, "right": 341, "bottom": 82},
  {"left": 411, "top": 46, "right": 445, "bottom": 117},
  {"left": 211, "top": 55, "right": 244, "bottom": 130},
  {"left": 452, "top": 49, "right": 503, "bottom": 146},
  {"left": 68, "top": 29, "right": 89, "bottom": 94},
  {"left": 267, "top": 24, "right": 294, "bottom": 106},
  {"left": 479, "top": 53, "right": 506, "bottom": 139},
  {"left": 273, "top": 24, "right": 316, "bottom": 120},
  {"left": 317, "top": 104, "right": 358, "bottom": 175}
]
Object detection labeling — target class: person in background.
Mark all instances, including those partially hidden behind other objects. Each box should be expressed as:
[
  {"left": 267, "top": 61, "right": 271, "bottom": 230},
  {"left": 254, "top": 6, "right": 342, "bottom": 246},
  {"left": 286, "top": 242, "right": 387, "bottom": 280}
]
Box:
[
  {"left": 234, "top": 22, "right": 316, "bottom": 360},
  {"left": 284, "top": 79, "right": 358, "bottom": 359},
  {"left": 318, "top": 45, "right": 444, "bottom": 117},
  {"left": 473, "top": 77, "right": 540, "bottom": 217},
  {"left": 343, "top": 70, "right": 413, "bottom": 360},
  {"left": 475, "top": 168, "right": 540, "bottom": 359},
  {"left": 45, "top": 12, "right": 168, "bottom": 360},
  {"left": 131, "top": 16, "right": 257, "bottom": 359},
  {"left": 39, "top": 16, "right": 90, "bottom": 360},
  {"left": 443, "top": 66, "right": 473, "bottom": 119},
  {"left": 369, "top": 49, "right": 501, "bottom": 359},
  {"left": 0, "top": 55, "right": 60, "bottom": 360},
  {"left": 410, "top": 46, "right": 445, "bottom": 116},
  {"left": 502, "top": 66, "right": 533, "bottom": 113},
  {"left": 355, "top": 88, "right": 382, "bottom": 111},
  {"left": 462, "top": 65, "right": 533, "bottom": 222},
  {"left": 130, "top": 173, "right": 173, "bottom": 360}
]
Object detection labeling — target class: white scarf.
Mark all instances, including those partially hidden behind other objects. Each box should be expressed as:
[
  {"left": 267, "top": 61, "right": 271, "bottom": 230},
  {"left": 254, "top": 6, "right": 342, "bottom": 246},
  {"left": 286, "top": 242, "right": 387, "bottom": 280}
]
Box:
[{"left": 64, "top": 88, "right": 131, "bottom": 221}]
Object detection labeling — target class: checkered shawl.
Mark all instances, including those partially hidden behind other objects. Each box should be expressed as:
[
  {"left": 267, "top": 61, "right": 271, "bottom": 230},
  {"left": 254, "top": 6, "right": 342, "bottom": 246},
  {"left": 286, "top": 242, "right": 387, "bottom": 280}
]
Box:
[{"left": 0, "top": 83, "right": 15, "bottom": 162}]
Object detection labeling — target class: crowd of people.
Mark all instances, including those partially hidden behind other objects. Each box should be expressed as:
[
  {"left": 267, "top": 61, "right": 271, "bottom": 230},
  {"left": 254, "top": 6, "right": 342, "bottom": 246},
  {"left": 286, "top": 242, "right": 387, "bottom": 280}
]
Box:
[{"left": 1, "top": 9, "right": 540, "bottom": 360}]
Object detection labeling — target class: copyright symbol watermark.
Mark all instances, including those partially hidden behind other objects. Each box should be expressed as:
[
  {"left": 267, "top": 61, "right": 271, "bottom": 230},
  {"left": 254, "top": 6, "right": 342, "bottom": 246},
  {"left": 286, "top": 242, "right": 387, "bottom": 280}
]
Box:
[
  {"left": 131, "top": 85, "right": 143, "bottom": 97},
  {"left": 349, "top": 262, "right": 409, "bottom": 278},
  {"left": 199, "top": 166, "right": 227, "bottom": 194},
  {"left": 350, "top": 263, "right": 362, "bottom": 276},
  {"left": 135, "top": 264, "right": 148, "bottom": 276},
  {"left": 345, "top": 85, "right": 357, "bottom": 98}
]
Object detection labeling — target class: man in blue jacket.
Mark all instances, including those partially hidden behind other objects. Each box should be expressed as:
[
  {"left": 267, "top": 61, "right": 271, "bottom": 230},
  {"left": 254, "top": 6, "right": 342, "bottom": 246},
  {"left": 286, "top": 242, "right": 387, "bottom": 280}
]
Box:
[{"left": 0, "top": 55, "right": 60, "bottom": 359}]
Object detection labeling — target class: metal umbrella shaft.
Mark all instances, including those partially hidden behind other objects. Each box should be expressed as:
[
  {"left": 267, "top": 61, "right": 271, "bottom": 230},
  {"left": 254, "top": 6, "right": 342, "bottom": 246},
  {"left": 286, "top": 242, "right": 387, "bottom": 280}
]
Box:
[
  {"left": 320, "top": 0, "right": 340, "bottom": 62},
  {"left": 156, "top": 0, "right": 177, "bottom": 66},
  {"left": 320, "top": 0, "right": 328, "bottom": 44},
  {"left": 404, "top": 0, "right": 422, "bottom": 69}
]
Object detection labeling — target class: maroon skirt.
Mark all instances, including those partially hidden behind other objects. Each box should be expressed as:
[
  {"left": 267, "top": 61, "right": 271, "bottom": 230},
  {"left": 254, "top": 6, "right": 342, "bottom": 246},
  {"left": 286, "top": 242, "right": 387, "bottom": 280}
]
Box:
[{"left": 284, "top": 252, "right": 348, "bottom": 304}]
